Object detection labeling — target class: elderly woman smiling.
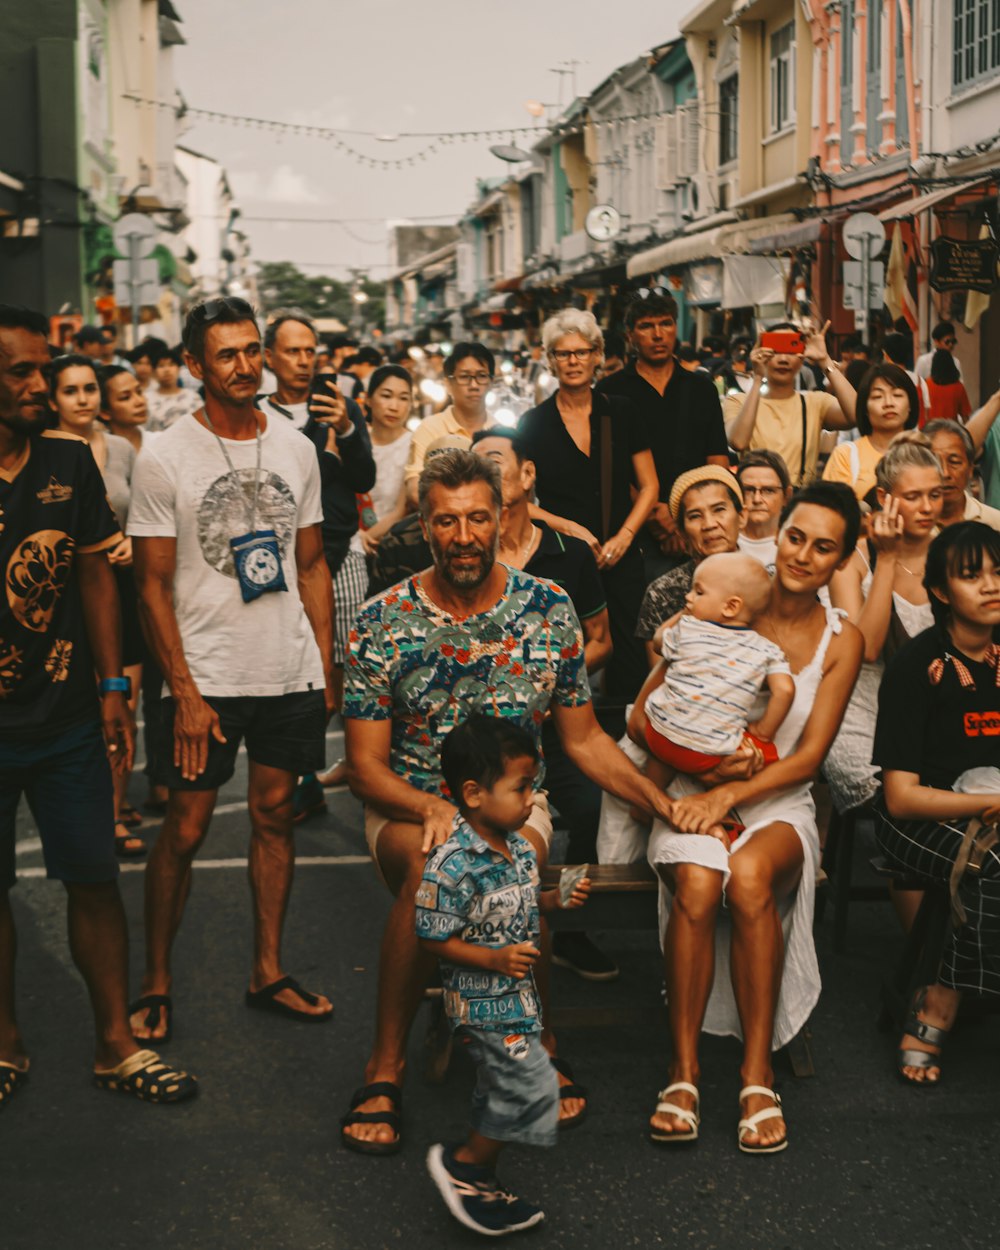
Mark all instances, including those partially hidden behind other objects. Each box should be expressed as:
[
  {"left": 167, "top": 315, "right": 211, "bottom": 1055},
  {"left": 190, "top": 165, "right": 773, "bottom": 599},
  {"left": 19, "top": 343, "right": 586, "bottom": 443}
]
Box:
[
  {"left": 634, "top": 465, "right": 744, "bottom": 668},
  {"left": 518, "top": 308, "right": 658, "bottom": 701}
]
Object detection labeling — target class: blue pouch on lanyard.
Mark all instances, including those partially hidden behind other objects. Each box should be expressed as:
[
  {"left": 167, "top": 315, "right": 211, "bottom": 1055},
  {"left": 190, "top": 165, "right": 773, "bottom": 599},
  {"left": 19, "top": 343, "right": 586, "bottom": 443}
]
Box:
[
  {"left": 204, "top": 411, "right": 288, "bottom": 604},
  {"left": 230, "top": 529, "right": 288, "bottom": 602}
]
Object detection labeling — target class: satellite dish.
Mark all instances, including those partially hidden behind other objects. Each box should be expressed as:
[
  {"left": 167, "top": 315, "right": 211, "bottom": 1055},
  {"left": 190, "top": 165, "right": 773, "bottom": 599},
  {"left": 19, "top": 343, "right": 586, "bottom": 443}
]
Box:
[
  {"left": 490, "top": 144, "right": 533, "bottom": 163},
  {"left": 585, "top": 204, "right": 622, "bottom": 242}
]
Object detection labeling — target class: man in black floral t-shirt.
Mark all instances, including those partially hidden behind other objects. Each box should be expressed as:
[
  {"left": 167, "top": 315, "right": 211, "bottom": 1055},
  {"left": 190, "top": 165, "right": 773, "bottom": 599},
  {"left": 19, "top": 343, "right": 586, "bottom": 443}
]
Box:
[{"left": 0, "top": 305, "right": 196, "bottom": 1111}]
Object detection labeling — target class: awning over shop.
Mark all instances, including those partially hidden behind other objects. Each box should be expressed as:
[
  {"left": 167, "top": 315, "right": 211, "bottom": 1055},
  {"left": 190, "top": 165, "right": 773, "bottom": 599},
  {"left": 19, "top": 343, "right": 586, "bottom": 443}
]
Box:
[
  {"left": 627, "top": 227, "right": 726, "bottom": 278},
  {"left": 878, "top": 177, "right": 994, "bottom": 222},
  {"left": 748, "top": 218, "right": 822, "bottom": 254},
  {"left": 627, "top": 212, "right": 801, "bottom": 278}
]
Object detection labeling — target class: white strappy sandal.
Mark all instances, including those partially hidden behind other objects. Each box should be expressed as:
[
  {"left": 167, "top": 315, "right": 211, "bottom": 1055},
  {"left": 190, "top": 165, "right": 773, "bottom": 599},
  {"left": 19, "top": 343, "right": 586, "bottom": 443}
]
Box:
[
  {"left": 649, "top": 1081, "right": 700, "bottom": 1144},
  {"left": 737, "top": 1085, "right": 788, "bottom": 1154}
]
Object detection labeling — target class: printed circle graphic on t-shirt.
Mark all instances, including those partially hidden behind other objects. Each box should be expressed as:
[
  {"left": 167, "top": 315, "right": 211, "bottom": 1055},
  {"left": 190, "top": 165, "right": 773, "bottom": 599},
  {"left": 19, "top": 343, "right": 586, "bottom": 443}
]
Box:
[
  {"left": 244, "top": 546, "right": 280, "bottom": 586},
  {"left": 197, "top": 469, "right": 296, "bottom": 578},
  {"left": 6, "top": 529, "right": 75, "bottom": 632}
]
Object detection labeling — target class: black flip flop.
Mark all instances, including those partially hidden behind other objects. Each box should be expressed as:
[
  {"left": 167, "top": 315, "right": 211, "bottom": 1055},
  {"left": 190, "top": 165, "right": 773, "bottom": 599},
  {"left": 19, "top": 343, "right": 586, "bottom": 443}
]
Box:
[
  {"left": 129, "top": 994, "right": 173, "bottom": 1045},
  {"left": 552, "top": 1055, "right": 588, "bottom": 1129},
  {"left": 115, "top": 825, "right": 146, "bottom": 859},
  {"left": 340, "top": 1081, "right": 403, "bottom": 1155},
  {"left": 245, "top": 975, "right": 332, "bottom": 1023}
]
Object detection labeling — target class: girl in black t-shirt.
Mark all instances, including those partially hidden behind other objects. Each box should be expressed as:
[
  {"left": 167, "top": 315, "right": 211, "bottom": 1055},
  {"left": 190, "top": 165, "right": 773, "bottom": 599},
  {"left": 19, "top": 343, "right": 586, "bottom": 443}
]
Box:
[{"left": 872, "top": 521, "right": 1000, "bottom": 1086}]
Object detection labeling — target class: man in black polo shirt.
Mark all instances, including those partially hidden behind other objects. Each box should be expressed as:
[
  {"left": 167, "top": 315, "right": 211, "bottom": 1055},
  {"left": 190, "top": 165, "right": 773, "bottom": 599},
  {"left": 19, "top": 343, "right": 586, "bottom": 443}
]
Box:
[
  {"left": 596, "top": 289, "right": 729, "bottom": 581},
  {"left": 0, "top": 305, "right": 196, "bottom": 1109},
  {"left": 473, "top": 427, "right": 619, "bottom": 980}
]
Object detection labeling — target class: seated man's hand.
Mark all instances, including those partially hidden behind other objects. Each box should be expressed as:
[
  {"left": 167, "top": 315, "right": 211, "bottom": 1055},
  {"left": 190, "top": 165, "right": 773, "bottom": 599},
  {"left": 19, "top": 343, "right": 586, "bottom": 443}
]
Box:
[
  {"left": 491, "top": 942, "right": 541, "bottom": 980},
  {"left": 421, "top": 797, "right": 459, "bottom": 853},
  {"left": 670, "top": 788, "right": 736, "bottom": 843}
]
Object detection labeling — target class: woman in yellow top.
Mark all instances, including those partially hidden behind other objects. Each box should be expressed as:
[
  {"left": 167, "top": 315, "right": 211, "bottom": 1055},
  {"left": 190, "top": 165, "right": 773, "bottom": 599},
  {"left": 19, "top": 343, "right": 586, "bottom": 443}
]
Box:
[{"left": 823, "top": 364, "right": 919, "bottom": 500}]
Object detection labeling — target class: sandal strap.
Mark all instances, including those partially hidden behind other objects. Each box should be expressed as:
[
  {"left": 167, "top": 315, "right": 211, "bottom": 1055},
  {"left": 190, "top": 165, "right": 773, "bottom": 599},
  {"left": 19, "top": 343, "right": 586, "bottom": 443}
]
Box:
[
  {"left": 902, "top": 1014, "right": 949, "bottom": 1049},
  {"left": 348, "top": 1081, "right": 402, "bottom": 1111},
  {"left": 739, "top": 1105, "right": 784, "bottom": 1135},
  {"left": 739, "top": 1084, "right": 781, "bottom": 1103},
  {"left": 898, "top": 1048, "right": 941, "bottom": 1070},
  {"left": 654, "top": 1101, "right": 699, "bottom": 1129},
  {"left": 660, "top": 1081, "right": 699, "bottom": 1103}
]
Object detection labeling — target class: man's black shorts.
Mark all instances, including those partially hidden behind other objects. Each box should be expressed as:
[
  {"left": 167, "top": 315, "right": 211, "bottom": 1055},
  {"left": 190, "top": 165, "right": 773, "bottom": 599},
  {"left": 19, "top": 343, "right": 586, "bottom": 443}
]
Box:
[
  {"left": 0, "top": 720, "right": 117, "bottom": 890},
  {"left": 156, "top": 690, "right": 327, "bottom": 791}
]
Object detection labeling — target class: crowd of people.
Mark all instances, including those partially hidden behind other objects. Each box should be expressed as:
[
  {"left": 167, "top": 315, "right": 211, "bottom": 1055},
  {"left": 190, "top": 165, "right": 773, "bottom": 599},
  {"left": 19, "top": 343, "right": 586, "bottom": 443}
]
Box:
[{"left": 2, "top": 288, "right": 1000, "bottom": 1237}]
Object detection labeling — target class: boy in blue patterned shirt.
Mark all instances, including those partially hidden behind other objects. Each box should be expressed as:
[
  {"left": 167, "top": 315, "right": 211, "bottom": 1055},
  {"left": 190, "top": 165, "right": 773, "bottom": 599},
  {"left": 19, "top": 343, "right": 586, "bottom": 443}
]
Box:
[{"left": 417, "top": 714, "right": 589, "bottom": 1238}]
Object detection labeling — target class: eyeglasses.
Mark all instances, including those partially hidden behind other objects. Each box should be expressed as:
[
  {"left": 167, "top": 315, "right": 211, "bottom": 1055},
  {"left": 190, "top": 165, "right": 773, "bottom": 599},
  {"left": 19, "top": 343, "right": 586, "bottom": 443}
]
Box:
[
  {"left": 551, "top": 348, "right": 597, "bottom": 362},
  {"left": 192, "top": 296, "right": 256, "bottom": 323},
  {"left": 452, "top": 372, "right": 492, "bottom": 386},
  {"left": 634, "top": 286, "right": 672, "bottom": 300},
  {"left": 940, "top": 338, "right": 957, "bottom": 347},
  {"left": 742, "top": 485, "right": 782, "bottom": 497}
]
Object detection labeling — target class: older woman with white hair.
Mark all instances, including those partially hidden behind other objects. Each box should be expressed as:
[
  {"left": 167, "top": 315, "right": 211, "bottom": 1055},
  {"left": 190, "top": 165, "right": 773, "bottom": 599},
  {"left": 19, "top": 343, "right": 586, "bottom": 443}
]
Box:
[{"left": 518, "top": 308, "right": 658, "bottom": 701}]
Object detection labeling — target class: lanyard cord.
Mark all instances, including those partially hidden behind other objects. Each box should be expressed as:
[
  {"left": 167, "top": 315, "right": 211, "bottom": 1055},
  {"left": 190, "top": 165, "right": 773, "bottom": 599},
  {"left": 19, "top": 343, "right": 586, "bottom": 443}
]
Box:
[{"left": 203, "top": 411, "right": 263, "bottom": 533}]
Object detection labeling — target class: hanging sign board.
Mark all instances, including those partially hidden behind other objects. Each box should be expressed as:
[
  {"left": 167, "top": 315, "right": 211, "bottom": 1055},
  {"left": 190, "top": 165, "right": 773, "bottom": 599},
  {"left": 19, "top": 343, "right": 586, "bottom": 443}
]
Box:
[{"left": 929, "top": 236, "right": 999, "bottom": 293}]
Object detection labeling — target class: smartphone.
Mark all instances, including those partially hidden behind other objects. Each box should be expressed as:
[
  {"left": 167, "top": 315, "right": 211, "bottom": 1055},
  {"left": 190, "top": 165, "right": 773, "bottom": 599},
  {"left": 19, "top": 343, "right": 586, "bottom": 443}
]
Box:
[
  {"left": 558, "top": 863, "right": 589, "bottom": 907},
  {"left": 760, "top": 329, "right": 805, "bottom": 355},
  {"left": 308, "top": 373, "right": 341, "bottom": 402}
]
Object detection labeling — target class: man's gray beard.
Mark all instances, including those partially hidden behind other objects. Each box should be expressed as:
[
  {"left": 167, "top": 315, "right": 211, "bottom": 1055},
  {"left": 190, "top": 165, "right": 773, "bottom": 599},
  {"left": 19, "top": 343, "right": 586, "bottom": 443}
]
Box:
[{"left": 430, "top": 530, "right": 499, "bottom": 591}]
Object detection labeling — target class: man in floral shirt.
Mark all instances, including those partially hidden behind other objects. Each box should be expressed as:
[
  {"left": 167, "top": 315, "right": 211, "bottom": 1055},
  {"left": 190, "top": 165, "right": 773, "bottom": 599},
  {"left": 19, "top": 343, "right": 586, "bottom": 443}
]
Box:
[{"left": 339, "top": 448, "right": 674, "bottom": 1156}]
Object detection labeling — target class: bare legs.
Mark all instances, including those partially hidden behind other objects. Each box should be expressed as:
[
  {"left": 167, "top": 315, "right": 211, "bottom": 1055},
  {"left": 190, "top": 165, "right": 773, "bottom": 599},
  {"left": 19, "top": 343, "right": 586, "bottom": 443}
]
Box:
[
  {"left": 649, "top": 863, "right": 722, "bottom": 1137},
  {"left": 1, "top": 882, "right": 140, "bottom": 1074},
  {"left": 130, "top": 761, "right": 330, "bottom": 1041},
  {"left": 650, "top": 822, "right": 804, "bottom": 1149}
]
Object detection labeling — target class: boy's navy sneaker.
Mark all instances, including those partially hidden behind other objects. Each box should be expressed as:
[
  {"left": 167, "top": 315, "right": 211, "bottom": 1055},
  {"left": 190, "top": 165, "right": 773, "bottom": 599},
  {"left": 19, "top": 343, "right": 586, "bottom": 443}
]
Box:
[{"left": 426, "top": 1143, "right": 544, "bottom": 1237}]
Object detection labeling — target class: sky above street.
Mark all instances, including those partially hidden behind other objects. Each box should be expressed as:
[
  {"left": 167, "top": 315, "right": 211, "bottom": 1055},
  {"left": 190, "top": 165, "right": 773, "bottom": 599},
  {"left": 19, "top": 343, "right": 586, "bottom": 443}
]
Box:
[{"left": 175, "top": 0, "right": 688, "bottom": 280}]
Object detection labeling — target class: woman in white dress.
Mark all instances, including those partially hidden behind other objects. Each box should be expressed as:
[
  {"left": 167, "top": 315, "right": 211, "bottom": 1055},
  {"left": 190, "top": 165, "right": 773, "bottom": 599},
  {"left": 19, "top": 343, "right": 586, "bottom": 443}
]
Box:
[
  {"left": 825, "top": 434, "right": 943, "bottom": 815},
  {"left": 646, "top": 483, "right": 863, "bottom": 1154}
]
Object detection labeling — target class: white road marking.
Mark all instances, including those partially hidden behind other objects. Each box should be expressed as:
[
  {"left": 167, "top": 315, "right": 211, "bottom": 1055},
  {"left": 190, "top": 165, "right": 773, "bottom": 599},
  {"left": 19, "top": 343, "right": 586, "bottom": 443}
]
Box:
[{"left": 17, "top": 854, "right": 370, "bottom": 880}]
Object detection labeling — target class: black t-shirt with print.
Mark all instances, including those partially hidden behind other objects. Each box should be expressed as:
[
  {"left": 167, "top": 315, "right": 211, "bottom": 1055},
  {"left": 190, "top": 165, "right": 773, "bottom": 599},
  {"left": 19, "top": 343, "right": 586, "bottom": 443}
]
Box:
[
  {"left": 873, "top": 626, "right": 1000, "bottom": 790},
  {"left": 0, "top": 431, "right": 121, "bottom": 741}
]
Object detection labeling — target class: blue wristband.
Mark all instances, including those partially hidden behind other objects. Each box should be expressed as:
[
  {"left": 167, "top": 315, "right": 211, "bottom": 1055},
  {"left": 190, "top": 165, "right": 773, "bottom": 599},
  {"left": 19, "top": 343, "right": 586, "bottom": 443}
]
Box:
[{"left": 99, "top": 677, "right": 131, "bottom": 696}]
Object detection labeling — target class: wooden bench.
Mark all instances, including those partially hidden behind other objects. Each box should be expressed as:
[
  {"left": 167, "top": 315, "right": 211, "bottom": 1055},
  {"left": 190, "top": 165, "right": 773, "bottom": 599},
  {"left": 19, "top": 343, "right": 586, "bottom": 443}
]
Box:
[{"left": 424, "top": 861, "right": 816, "bottom": 1079}]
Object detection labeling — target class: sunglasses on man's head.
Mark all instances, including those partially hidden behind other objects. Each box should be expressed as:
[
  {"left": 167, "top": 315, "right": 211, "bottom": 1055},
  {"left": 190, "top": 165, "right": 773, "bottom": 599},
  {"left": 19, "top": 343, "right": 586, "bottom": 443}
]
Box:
[
  {"left": 192, "top": 297, "right": 256, "bottom": 323},
  {"left": 634, "top": 286, "right": 671, "bottom": 301}
]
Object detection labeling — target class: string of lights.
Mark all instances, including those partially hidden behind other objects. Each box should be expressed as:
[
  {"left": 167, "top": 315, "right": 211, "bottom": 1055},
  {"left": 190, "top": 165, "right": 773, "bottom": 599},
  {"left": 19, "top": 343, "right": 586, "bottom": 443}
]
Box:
[{"left": 124, "top": 92, "right": 676, "bottom": 168}]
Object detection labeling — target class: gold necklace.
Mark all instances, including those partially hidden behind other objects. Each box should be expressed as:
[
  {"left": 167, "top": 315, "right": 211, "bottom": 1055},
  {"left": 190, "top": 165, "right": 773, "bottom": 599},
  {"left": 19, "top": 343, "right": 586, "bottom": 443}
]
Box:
[{"left": 898, "top": 558, "right": 924, "bottom": 577}]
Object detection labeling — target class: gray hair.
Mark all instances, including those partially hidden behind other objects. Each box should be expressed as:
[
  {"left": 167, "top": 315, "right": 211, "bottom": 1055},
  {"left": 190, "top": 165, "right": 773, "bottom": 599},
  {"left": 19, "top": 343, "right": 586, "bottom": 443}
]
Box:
[
  {"left": 417, "top": 449, "right": 503, "bottom": 520},
  {"left": 541, "top": 308, "right": 604, "bottom": 360},
  {"left": 875, "top": 430, "right": 943, "bottom": 494},
  {"left": 923, "top": 418, "right": 975, "bottom": 463}
]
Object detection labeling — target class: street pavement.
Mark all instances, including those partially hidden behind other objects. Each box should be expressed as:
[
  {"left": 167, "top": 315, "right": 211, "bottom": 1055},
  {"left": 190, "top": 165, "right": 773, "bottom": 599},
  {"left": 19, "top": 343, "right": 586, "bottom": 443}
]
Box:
[{"left": 5, "top": 721, "right": 1000, "bottom": 1250}]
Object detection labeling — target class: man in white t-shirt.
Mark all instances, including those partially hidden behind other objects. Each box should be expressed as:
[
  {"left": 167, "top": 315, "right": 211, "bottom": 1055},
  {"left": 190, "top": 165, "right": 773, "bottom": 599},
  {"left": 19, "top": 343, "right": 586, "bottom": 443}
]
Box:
[
  {"left": 915, "top": 320, "right": 963, "bottom": 381},
  {"left": 127, "top": 296, "right": 336, "bottom": 1045}
]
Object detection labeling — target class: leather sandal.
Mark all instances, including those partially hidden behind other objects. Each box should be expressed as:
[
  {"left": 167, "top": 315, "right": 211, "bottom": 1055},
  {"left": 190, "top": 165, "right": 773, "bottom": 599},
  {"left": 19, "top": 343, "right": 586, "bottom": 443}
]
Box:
[
  {"left": 649, "top": 1081, "right": 699, "bottom": 1144},
  {"left": 340, "top": 1081, "right": 403, "bottom": 1156},
  {"left": 738, "top": 1085, "right": 787, "bottom": 1154},
  {"left": 552, "top": 1055, "right": 588, "bottom": 1129},
  {"left": 897, "top": 987, "right": 949, "bottom": 1087}
]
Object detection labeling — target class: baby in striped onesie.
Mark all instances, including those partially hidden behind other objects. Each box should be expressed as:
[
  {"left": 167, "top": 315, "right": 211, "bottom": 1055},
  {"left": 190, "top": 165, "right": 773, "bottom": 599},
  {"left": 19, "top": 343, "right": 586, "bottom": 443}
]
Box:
[{"left": 630, "top": 552, "right": 795, "bottom": 804}]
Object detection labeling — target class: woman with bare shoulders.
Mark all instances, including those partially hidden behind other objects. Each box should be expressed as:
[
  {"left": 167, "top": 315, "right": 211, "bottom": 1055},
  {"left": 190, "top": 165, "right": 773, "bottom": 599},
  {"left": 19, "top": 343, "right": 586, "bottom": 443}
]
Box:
[
  {"left": 825, "top": 434, "right": 943, "bottom": 815},
  {"left": 645, "top": 482, "right": 863, "bottom": 1154}
]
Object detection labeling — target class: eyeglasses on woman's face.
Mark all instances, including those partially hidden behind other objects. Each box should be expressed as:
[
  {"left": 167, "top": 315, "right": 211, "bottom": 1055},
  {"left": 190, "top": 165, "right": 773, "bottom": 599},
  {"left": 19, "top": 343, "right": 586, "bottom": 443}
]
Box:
[{"left": 551, "top": 347, "right": 597, "bottom": 362}]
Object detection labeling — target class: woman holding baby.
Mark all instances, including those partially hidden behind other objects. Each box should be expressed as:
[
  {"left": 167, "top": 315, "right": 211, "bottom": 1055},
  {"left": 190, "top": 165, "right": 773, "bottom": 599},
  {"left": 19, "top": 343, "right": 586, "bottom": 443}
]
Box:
[{"left": 644, "top": 481, "right": 863, "bottom": 1154}]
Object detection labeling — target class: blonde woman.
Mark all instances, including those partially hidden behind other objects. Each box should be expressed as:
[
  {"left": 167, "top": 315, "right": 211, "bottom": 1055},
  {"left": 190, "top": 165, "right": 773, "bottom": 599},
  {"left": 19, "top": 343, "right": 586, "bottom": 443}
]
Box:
[{"left": 518, "top": 309, "right": 658, "bottom": 700}]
